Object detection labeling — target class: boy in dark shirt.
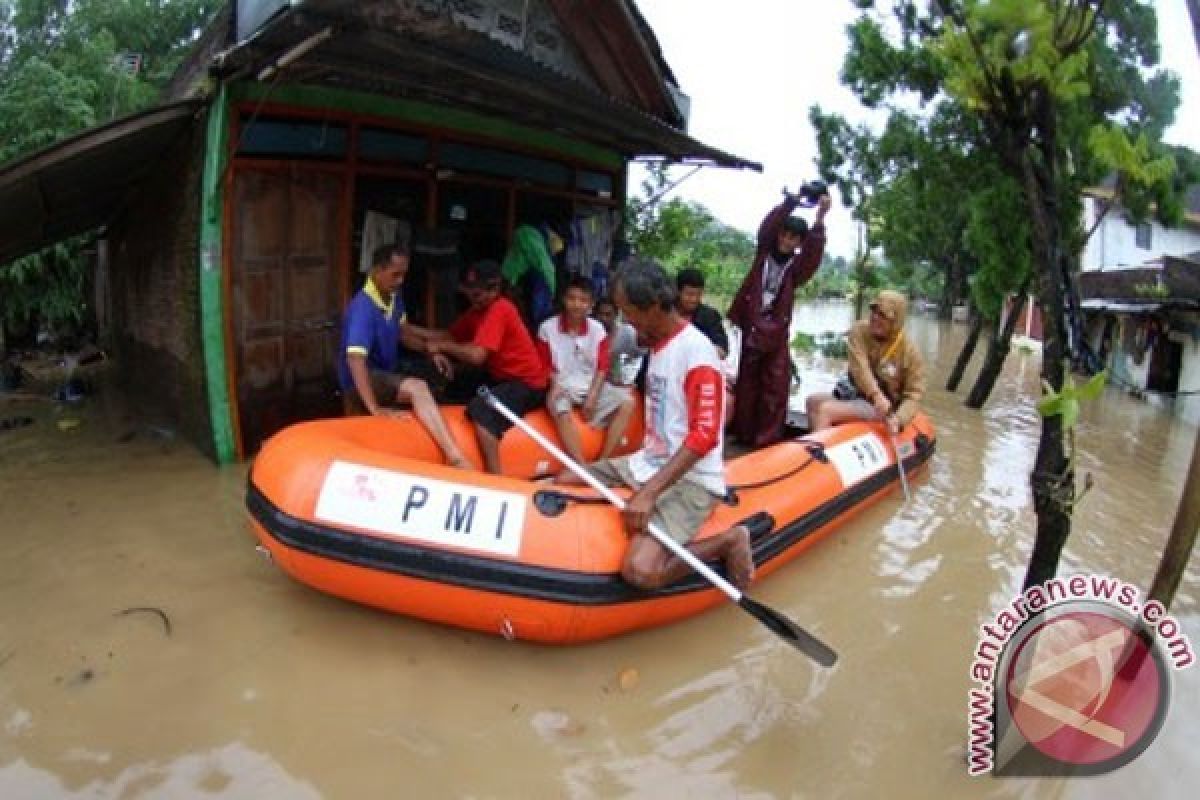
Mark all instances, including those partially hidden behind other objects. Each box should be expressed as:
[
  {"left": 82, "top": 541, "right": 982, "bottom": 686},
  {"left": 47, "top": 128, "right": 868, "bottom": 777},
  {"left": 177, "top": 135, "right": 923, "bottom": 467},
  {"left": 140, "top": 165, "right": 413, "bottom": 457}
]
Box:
[{"left": 676, "top": 268, "right": 729, "bottom": 358}]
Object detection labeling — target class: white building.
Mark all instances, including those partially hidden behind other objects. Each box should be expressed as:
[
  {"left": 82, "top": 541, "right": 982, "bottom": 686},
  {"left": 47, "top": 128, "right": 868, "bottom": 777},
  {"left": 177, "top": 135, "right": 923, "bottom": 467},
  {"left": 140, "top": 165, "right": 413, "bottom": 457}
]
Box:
[{"left": 1078, "top": 186, "right": 1200, "bottom": 425}]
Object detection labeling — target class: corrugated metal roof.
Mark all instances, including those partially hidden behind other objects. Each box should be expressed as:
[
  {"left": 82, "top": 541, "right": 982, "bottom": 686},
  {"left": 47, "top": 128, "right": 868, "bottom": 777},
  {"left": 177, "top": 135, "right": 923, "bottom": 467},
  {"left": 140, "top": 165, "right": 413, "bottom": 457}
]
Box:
[{"left": 0, "top": 100, "right": 202, "bottom": 266}]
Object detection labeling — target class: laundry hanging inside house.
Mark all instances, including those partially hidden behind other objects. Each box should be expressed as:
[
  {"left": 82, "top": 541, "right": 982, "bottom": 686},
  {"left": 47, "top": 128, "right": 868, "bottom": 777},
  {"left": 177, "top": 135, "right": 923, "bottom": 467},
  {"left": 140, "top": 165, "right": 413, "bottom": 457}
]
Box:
[
  {"left": 566, "top": 209, "right": 618, "bottom": 299},
  {"left": 358, "top": 211, "right": 412, "bottom": 273},
  {"left": 502, "top": 224, "right": 557, "bottom": 327}
]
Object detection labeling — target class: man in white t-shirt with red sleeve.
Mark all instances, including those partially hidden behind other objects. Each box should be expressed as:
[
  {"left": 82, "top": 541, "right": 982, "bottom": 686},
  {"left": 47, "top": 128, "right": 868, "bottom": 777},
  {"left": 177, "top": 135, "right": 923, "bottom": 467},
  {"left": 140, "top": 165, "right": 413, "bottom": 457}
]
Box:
[{"left": 558, "top": 258, "right": 755, "bottom": 591}]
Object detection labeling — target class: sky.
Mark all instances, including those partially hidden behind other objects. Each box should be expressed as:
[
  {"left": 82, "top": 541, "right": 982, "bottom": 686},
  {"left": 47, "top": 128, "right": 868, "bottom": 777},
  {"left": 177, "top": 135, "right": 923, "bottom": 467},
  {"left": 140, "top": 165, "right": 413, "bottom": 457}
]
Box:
[{"left": 632, "top": 0, "right": 1200, "bottom": 259}]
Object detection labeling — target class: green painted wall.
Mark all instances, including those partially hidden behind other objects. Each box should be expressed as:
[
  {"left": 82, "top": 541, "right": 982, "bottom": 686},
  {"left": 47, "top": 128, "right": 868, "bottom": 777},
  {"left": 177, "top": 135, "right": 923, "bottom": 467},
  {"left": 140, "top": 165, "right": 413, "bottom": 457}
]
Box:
[
  {"left": 199, "top": 86, "right": 237, "bottom": 463},
  {"left": 229, "top": 82, "right": 624, "bottom": 170}
]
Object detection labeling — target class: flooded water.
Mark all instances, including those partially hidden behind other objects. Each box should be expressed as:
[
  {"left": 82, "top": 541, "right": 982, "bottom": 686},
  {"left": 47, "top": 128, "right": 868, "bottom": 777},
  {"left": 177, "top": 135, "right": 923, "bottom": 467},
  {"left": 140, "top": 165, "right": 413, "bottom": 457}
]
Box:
[{"left": 2, "top": 303, "right": 1196, "bottom": 799}]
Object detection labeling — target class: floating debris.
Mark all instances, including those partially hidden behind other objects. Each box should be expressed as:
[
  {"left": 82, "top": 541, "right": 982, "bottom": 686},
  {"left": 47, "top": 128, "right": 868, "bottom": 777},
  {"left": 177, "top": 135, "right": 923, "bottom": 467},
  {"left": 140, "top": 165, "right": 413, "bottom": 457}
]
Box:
[
  {"left": 114, "top": 606, "right": 172, "bottom": 637},
  {"left": 67, "top": 668, "right": 95, "bottom": 687},
  {"left": 617, "top": 667, "right": 640, "bottom": 692}
]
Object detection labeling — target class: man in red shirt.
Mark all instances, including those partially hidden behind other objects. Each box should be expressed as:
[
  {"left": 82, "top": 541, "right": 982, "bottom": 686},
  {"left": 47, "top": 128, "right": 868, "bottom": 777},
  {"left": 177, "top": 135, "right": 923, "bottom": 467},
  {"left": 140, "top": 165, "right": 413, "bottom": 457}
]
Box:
[{"left": 428, "top": 260, "right": 548, "bottom": 474}]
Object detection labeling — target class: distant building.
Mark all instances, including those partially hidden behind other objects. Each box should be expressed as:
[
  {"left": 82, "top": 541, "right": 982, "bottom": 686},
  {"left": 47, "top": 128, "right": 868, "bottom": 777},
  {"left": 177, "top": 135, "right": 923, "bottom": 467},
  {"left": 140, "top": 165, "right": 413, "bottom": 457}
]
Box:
[
  {"left": 0, "top": 0, "right": 759, "bottom": 461},
  {"left": 1077, "top": 185, "right": 1200, "bottom": 424}
]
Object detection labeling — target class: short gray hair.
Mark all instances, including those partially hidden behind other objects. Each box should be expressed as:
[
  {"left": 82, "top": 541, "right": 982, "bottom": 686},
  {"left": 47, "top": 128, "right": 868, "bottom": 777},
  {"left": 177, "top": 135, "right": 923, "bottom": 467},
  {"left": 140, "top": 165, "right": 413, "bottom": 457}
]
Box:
[{"left": 614, "top": 257, "right": 676, "bottom": 311}]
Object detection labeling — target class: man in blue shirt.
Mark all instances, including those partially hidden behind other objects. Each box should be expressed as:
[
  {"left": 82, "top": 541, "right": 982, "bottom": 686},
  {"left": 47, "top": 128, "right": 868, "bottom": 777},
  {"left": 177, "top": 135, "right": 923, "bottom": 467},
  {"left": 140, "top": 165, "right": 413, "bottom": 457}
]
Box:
[{"left": 339, "top": 244, "right": 471, "bottom": 469}]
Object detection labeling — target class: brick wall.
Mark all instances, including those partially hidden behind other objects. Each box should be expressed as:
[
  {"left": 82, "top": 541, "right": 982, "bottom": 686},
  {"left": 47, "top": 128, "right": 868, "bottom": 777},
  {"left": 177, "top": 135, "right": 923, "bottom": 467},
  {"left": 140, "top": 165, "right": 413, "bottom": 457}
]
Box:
[{"left": 107, "top": 112, "right": 215, "bottom": 459}]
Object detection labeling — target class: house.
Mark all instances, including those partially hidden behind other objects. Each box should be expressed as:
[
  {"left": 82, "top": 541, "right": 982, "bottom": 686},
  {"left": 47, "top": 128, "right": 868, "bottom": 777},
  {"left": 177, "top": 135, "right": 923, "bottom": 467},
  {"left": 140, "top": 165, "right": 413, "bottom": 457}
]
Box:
[
  {"left": 0, "top": 0, "right": 759, "bottom": 462},
  {"left": 1077, "top": 185, "right": 1200, "bottom": 424}
]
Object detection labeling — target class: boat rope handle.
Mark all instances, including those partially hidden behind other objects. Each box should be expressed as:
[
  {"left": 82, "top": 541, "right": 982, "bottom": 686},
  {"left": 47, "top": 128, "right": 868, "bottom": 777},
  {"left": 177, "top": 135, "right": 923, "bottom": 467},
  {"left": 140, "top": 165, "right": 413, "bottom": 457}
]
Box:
[{"left": 727, "top": 455, "right": 818, "bottom": 493}]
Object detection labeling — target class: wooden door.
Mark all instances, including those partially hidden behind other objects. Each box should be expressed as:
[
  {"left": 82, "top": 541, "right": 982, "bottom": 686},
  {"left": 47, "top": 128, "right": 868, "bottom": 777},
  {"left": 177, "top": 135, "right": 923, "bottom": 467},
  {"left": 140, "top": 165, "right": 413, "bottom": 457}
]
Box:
[{"left": 231, "top": 167, "right": 343, "bottom": 453}]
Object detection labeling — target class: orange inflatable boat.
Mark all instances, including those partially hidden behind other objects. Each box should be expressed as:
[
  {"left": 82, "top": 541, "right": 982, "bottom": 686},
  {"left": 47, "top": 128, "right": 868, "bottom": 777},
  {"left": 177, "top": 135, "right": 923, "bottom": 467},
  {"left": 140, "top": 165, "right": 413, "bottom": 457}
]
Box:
[{"left": 246, "top": 403, "right": 935, "bottom": 644}]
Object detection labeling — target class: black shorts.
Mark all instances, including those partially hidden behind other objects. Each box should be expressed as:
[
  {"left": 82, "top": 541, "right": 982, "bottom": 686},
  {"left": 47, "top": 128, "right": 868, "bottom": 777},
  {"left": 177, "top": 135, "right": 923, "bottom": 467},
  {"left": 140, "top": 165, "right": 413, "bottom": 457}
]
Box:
[{"left": 465, "top": 380, "right": 546, "bottom": 438}]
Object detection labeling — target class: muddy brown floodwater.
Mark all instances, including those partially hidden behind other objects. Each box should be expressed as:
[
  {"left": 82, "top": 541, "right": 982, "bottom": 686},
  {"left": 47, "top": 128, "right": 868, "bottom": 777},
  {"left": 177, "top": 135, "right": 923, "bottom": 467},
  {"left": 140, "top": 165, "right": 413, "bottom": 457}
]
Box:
[{"left": 1, "top": 306, "right": 1196, "bottom": 798}]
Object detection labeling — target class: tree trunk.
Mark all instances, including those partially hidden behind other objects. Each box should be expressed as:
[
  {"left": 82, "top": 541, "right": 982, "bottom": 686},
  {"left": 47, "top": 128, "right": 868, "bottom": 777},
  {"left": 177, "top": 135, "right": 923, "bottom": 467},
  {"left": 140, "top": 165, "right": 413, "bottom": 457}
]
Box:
[
  {"left": 1018, "top": 114, "right": 1073, "bottom": 592},
  {"left": 945, "top": 309, "right": 984, "bottom": 392},
  {"left": 1148, "top": 428, "right": 1200, "bottom": 610},
  {"left": 945, "top": 255, "right": 969, "bottom": 320},
  {"left": 939, "top": 256, "right": 961, "bottom": 320},
  {"left": 853, "top": 220, "right": 869, "bottom": 318},
  {"left": 965, "top": 287, "right": 1031, "bottom": 408},
  {"left": 854, "top": 254, "right": 868, "bottom": 319}
]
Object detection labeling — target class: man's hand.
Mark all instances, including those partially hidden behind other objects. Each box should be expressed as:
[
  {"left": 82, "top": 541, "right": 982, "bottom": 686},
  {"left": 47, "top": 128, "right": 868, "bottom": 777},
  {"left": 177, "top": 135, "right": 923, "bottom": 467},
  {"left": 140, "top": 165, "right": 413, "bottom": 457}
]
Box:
[
  {"left": 816, "top": 193, "right": 832, "bottom": 222},
  {"left": 376, "top": 408, "right": 410, "bottom": 421},
  {"left": 885, "top": 413, "right": 900, "bottom": 435},
  {"left": 547, "top": 383, "right": 567, "bottom": 411},
  {"left": 582, "top": 390, "right": 599, "bottom": 421},
  {"left": 431, "top": 352, "right": 453, "bottom": 378},
  {"left": 622, "top": 486, "right": 657, "bottom": 537},
  {"left": 872, "top": 392, "right": 891, "bottom": 418}
]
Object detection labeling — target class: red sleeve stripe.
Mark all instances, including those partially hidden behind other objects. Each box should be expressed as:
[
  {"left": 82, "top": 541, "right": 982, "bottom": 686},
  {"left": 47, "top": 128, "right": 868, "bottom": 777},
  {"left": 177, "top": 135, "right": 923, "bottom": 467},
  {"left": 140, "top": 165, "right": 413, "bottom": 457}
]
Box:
[
  {"left": 597, "top": 335, "right": 611, "bottom": 373},
  {"left": 683, "top": 364, "right": 724, "bottom": 455}
]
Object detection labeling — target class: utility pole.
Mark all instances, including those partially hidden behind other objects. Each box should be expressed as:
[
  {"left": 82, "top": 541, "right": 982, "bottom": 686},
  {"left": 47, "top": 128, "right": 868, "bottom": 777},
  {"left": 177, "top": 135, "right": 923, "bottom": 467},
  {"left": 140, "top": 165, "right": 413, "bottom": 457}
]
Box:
[
  {"left": 1188, "top": 0, "right": 1200, "bottom": 58},
  {"left": 1148, "top": 429, "right": 1200, "bottom": 610}
]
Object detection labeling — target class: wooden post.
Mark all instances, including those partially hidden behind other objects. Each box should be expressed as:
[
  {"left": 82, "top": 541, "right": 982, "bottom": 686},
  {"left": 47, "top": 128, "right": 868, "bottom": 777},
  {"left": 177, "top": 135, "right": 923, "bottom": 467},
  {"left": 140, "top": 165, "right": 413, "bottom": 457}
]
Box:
[{"left": 1148, "top": 428, "right": 1200, "bottom": 610}]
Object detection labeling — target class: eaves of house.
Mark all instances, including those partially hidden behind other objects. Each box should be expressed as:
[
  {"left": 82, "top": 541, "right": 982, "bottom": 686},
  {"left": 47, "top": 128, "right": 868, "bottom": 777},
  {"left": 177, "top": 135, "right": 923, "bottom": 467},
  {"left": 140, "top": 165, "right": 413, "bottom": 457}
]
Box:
[
  {"left": 0, "top": 0, "right": 760, "bottom": 268},
  {"left": 1078, "top": 251, "right": 1200, "bottom": 311}
]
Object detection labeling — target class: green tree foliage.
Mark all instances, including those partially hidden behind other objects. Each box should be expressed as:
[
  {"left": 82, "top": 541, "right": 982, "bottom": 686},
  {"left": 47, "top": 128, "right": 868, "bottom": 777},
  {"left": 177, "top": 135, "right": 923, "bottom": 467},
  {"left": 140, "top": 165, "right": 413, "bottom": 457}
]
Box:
[
  {"left": 624, "top": 165, "right": 756, "bottom": 300},
  {"left": 809, "top": 105, "right": 886, "bottom": 315},
  {"left": 823, "top": 0, "right": 1194, "bottom": 591},
  {"left": 849, "top": 0, "right": 1187, "bottom": 590},
  {"left": 815, "top": 21, "right": 1038, "bottom": 322},
  {"left": 0, "top": 0, "right": 219, "bottom": 344},
  {"left": 964, "top": 175, "right": 1031, "bottom": 320}
]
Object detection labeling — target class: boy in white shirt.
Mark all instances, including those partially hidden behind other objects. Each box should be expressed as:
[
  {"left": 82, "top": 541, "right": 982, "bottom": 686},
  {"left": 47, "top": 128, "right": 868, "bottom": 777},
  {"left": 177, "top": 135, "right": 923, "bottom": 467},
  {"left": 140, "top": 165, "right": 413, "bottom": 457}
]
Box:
[{"left": 537, "top": 276, "right": 636, "bottom": 464}]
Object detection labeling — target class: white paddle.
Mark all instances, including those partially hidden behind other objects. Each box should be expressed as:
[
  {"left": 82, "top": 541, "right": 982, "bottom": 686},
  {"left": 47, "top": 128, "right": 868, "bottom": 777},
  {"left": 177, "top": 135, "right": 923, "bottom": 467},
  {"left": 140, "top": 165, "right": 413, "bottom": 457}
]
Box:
[{"left": 888, "top": 428, "right": 912, "bottom": 504}]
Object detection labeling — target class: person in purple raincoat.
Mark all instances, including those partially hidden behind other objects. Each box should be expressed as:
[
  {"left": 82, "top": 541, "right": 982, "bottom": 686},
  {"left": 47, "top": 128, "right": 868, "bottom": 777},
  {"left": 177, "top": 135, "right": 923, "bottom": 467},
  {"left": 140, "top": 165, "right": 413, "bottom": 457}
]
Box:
[{"left": 727, "top": 192, "right": 831, "bottom": 448}]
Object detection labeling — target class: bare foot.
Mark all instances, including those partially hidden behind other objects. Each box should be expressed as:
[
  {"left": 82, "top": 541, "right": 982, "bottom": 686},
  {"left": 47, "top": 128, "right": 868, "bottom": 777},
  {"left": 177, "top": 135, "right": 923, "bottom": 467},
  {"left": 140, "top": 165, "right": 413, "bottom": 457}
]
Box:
[{"left": 723, "top": 525, "right": 755, "bottom": 590}]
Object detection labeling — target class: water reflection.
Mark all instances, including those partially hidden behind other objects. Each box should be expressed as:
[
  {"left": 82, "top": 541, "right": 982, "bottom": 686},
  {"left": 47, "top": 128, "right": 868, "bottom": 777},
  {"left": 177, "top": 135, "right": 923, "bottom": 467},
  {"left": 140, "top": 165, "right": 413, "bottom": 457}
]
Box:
[
  {"left": 0, "top": 744, "right": 321, "bottom": 799},
  {"left": 1, "top": 303, "right": 1196, "bottom": 798}
]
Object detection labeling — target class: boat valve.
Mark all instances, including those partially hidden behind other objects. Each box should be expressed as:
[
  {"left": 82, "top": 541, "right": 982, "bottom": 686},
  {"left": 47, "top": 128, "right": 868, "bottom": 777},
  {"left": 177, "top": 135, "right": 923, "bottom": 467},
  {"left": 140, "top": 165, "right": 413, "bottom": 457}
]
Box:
[{"left": 254, "top": 544, "right": 274, "bottom": 563}]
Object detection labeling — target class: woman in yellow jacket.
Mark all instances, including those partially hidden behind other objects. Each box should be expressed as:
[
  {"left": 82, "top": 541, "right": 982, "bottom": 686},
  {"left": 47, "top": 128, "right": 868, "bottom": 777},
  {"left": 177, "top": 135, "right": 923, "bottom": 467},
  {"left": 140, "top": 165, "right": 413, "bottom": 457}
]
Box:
[{"left": 806, "top": 289, "right": 926, "bottom": 433}]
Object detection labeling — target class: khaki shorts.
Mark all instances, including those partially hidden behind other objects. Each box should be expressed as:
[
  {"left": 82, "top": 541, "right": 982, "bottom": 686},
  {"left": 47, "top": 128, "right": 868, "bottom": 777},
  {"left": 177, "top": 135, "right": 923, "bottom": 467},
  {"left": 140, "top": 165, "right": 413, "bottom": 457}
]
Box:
[
  {"left": 587, "top": 457, "right": 720, "bottom": 545},
  {"left": 550, "top": 383, "right": 631, "bottom": 427}
]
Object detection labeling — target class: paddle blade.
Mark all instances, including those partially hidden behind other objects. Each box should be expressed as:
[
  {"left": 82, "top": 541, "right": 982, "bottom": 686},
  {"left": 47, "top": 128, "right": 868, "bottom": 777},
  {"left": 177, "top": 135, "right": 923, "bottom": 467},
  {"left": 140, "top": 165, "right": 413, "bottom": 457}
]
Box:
[{"left": 738, "top": 596, "right": 838, "bottom": 667}]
